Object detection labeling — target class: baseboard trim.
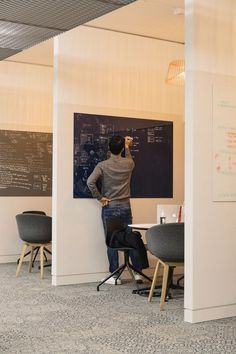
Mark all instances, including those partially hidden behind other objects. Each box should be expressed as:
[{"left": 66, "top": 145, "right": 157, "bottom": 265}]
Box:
[
  {"left": 52, "top": 273, "right": 109, "bottom": 286},
  {"left": 184, "top": 304, "right": 236, "bottom": 323},
  {"left": 52, "top": 267, "right": 184, "bottom": 286},
  {"left": 52, "top": 268, "right": 151, "bottom": 286},
  {"left": 0, "top": 255, "right": 19, "bottom": 263},
  {"left": 0, "top": 253, "right": 52, "bottom": 264}
]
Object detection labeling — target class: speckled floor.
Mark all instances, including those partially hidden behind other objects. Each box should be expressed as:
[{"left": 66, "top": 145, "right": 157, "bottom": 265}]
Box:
[{"left": 0, "top": 263, "right": 235, "bottom": 353}]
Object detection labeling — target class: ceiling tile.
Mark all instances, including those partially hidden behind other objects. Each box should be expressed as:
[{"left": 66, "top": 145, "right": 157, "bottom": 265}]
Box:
[
  {"left": 0, "top": 0, "right": 137, "bottom": 60},
  {"left": 0, "top": 47, "right": 21, "bottom": 60},
  {"left": 0, "top": 0, "right": 135, "bottom": 31},
  {"left": 0, "top": 21, "right": 61, "bottom": 50}
]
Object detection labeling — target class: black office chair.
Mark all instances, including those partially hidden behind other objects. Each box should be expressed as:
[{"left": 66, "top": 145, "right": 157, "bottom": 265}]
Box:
[
  {"left": 146, "top": 223, "right": 184, "bottom": 310},
  {"left": 16, "top": 213, "right": 52, "bottom": 278},
  {"left": 97, "top": 217, "right": 152, "bottom": 291},
  {"left": 16, "top": 211, "right": 51, "bottom": 267}
]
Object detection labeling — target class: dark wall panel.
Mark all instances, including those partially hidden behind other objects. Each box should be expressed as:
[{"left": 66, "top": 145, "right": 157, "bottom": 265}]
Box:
[
  {"left": 0, "top": 130, "right": 52, "bottom": 196},
  {"left": 74, "top": 113, "right": 173, "bottom": 198}
]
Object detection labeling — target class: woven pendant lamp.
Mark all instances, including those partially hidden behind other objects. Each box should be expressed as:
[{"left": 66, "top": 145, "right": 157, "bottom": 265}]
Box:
[{"left": 165, "top": 60, "right": 185, "bottom": 85}]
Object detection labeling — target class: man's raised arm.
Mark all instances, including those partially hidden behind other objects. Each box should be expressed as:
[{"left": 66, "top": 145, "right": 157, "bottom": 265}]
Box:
[{"left": 124, "top": 136, "right": 135, "bottom": 166}]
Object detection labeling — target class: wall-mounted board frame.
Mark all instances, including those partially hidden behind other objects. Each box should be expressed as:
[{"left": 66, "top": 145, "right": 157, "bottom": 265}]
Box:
[
  {"left": 73, "top": 113, "right": 173, "bottom": 199},
  {"left": 0, "top": 130, "right": 52, "bottom": 196}
]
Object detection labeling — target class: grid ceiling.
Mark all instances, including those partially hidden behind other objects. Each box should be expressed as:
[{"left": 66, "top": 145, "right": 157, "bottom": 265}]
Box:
[{"left": 0, "top": 0, "right": 137, "bottom": 60}]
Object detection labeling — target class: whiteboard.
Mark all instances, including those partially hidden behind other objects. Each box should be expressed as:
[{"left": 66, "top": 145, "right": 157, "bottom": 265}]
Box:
[{"left": 212, "top": 84, "right": 236, "bottom": 201}]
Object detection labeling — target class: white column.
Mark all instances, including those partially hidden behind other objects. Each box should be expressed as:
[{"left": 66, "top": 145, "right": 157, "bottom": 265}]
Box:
[{"left": 185, "top": 0, "right": 236, "bottom": 322}]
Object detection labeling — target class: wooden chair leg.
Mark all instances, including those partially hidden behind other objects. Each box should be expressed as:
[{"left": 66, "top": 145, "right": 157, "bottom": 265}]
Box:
[
  {"left": 148, "top": 260, "right": 160, "bottom": 302},
  {"left": 40, "top": 245, "right": 44, "bottom": 279},
  {"left": 28, "top": 246, "right": 34, "bottom": 273},
  {"left": 160, "top": 263, "right": 169, "bottom": 311},
  {"left": 16, "top": 243, "right": 28, "bottom": 277}
]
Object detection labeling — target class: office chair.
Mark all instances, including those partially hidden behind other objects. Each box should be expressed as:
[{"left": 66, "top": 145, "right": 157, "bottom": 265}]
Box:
[
  {"left": 16, "top": 211, "right": 52, "bottom": 267},
  {"left": 16, "top": 213, "right": 52, "bottom": 278},
  {"left": 146, "top": 223, "right": 184, "bottom": 310},
  {"left": 97, "top": 217, "right": 152, "bottom": 291},
  {"left": 22, "top": 211, "right": 46, "bottom": 215}
]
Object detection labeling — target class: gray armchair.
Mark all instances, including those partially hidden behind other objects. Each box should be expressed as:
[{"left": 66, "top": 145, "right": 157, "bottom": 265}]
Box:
[
  {"left": 16, "top": 213, "right": 52, "bottom": 278},
  {"left": 146, "top": 223, "right": 184, "bottom": 310}
]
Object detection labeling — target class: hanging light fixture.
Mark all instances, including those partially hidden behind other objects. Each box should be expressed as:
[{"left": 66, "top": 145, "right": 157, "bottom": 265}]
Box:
[{"left": 165, "top": 59, "right": 185, "bottom": 85}]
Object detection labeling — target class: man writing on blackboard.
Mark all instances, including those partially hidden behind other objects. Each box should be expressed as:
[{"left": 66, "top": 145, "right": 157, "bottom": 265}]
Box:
[{"left": 87, "top": 135, "right": 143, "bottom": 284}]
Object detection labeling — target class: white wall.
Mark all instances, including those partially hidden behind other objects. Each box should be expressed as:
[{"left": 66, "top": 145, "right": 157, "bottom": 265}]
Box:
[
  {"left": 53, "top": 26, "right": 184, "bottom": 285},
  {"left": 185, "top": 0, "right": 236, "bottom": 322},
  {"left": 0, "top": 60, "right": 53, "bottom": 263}
]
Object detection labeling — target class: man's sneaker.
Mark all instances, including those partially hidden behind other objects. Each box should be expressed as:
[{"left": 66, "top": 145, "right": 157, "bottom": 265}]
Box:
[
  {"left": 133, "top": 272, "right": 143, "bottom": 284},
  {"left": 102, "top": 276, "right": 122, "bottom": 285}
]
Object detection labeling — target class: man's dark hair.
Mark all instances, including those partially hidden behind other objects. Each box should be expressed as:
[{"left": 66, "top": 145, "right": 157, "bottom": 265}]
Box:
[{"left": 109, "top": 135, "right": 125, "bottom": 155}]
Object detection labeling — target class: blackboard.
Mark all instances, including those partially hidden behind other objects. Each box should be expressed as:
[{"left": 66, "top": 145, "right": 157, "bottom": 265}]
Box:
[
  {"left": 0, "top": 130, "right": 52, "bottom": 196},
  {"left": 74, "top": 113, "right": 173, "bottom": 198}
]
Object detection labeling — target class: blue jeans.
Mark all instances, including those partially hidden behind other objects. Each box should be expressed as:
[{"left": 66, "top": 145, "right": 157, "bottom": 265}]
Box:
[{"left": 101, "top": 200, "right": 142, "bottom": 274}]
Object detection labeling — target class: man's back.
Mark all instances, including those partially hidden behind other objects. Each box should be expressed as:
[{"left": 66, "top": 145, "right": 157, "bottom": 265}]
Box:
[
  {"left": 87, "top": 153, "right": 134, "bottom": 201},
  {"left": 98, "top": 154, "right": 134, "bottom": 201}
]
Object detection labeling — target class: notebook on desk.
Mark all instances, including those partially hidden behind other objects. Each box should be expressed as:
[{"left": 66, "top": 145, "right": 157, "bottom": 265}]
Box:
[{"left": 157, "top": 204, "right": 184, "bottom": 224}]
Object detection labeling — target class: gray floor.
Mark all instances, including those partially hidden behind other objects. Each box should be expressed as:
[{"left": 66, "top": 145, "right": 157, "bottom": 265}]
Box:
[{"left": 0, "top": 263, "right": 235, "bottom": 354}]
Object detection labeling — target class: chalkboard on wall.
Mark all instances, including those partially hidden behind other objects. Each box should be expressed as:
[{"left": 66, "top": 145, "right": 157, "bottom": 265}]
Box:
[
  {"left": 74, "top": 113, "right": 173, "bottom": 198},
  {"left": 0, "top": 130, "right": 52, "bottom": 196}
]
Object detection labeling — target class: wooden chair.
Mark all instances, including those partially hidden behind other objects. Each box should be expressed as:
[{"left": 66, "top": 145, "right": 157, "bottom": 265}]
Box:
[
  {"left": 15, "top": 213, "right": 52, "bottom": 279},
  {"left": 16, "top": 211, "right": 51, "bottom": 267},
  {"left": 146, "top": 223, "right": 184, "bottom": 310}
]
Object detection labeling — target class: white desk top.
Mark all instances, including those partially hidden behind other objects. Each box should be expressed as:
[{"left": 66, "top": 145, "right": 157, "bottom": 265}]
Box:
[{"left": 128, "top": 223, "right": 157, "bottom": 230}]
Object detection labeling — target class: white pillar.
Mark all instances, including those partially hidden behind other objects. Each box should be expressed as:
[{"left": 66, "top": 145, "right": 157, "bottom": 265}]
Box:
[{"left": 185, "top": 0, "right": 236, "bottom": 322}]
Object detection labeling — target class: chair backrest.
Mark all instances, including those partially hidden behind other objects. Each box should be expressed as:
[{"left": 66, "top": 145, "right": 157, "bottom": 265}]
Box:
[
  {"left": 146, "top": 223, "right": 184, "bottom": 262},
  {"left": 23, "top": 210, "right": 46, "bottom": 215},
  {"left": 16, "top": 214, "right": 52, "bottom": 244},
  {"left": 105, "top": 217, "right": 125, "bottom": 247}
]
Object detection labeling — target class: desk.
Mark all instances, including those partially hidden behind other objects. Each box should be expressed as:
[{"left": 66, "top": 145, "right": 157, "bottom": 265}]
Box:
[{"left": 128, "top": 223, "right": 156, "bottom": 230}]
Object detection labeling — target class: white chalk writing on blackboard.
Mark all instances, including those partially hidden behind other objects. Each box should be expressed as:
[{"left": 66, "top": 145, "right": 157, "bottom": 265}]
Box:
[{"left": 0, "top": 130, "right": 52, "bottom": 196}]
